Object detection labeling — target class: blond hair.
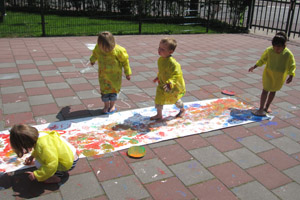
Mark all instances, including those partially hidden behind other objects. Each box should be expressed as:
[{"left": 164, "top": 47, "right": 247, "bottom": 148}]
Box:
[
  {"left": 97, "top": 31, "right": 115, "bottom": 52},
  {"left": 160, "top": 38, "right": 177, "bottom": 51},
  {"left": 10, "top": 124, "right": 39, "bottom": 158}
]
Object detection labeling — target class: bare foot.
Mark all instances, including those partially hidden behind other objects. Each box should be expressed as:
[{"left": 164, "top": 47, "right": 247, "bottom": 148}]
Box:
[
  {"left": 251, "top": 109, "right": 266, "bottom": 116},
  {"left": 150, "top": 115, "right": 163, "bottom": 120},
  {"left": 44, "top": 175, "right": 61, "bottom": 184},
  {"left": 176, "top": 109, "right": 185, "bottom": 118},
  {"left": 102, "top": 107, "right": 109, "bottom": 114},
  {"left": 264, "top": 108, "right": 272, "bottom": 113}
]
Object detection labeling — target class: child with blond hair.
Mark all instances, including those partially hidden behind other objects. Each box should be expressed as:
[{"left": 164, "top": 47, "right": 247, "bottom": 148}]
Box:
[
  {"left": 90, "top": 31, "right": 132, "bottom": 114},
  {"left": 151, "top": 38, "right": 186, "bottom": 120}
]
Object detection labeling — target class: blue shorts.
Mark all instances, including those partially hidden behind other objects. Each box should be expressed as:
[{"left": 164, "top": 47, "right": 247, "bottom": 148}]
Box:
[{"left": 101, "top": 93, "right": 117, "bottom": 102}]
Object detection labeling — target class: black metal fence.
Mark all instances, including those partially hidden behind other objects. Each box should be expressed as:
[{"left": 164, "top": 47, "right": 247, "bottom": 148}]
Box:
[
  {"left": 249, "top": 0, "right": 300, "bottom": 39},
  {"left": 0, "top": 0, "right": 252, "bottom": 37}
]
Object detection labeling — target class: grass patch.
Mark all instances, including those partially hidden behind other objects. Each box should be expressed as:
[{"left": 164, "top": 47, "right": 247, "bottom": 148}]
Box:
[{"left": 0, "top": 11, "right": 216, "bottom": 37}]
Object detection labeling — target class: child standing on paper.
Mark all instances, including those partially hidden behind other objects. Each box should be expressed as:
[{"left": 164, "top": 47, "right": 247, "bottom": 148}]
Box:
[
  {"left": 249, "top": 32, "right": 296, "bottom": 116},
  {"left": 151, "top": 38, "right": 186, "bottom": 120},
  {"left": 9, "top": 124, "right": 78, "bottom": 184},
  {"left": 90, "top": 31, "right": 132, "bottom": 114}
]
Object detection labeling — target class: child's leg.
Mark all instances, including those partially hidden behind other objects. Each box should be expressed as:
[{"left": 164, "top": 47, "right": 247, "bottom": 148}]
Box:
[
  {"left": 108, "top": 93, "right": 117, "bottom": 112},
  {"left": 264, "top": 91, "right": 276, "bottom": 113},
  {"left": 44, "top": 175, "right": 61, "bottom": 184},
  {"left": 101, "top": 93, "right": 110, "bottom": 113},
  {"left": 103, "top": 101, "right": 110, "bottom": 113},
  {"left": 253, "top": 89, "right": 268, "bottom": 116},
  {"left": 150, "top": 104, "right": 163, "bottom": 120},
  {"left": 175, "top": 99, "right": 185, "bottom": 118}
]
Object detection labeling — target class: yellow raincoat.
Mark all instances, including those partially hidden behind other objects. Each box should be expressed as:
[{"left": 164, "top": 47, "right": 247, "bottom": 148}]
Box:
[
  {"left": 155, "top": 56, "right": 185, "bottom": 105},
  {"left": 32, "top": 131, "right": 74, "bottom": 182},
  {"left": 90, "top": 44, "right": 132, "bottom": 94},
  {"left": 256, "top": 46, "right": 296, "bottom": 92}
]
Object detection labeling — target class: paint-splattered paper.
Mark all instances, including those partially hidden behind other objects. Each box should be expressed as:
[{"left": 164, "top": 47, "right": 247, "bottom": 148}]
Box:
[{"left": 0, "top": 97, "right": 270, "bottom": 173}]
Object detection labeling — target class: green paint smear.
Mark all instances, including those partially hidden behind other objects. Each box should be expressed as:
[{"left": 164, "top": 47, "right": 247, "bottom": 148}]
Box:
[
  {"left": 82, "top": 149, "right": 98, "bottom": 157},
  {"left": 101, "top": 144, "right": 114, "bottom": 153},
  {"left": 129, "top": 139, "right": 139, "bottom": 144}
]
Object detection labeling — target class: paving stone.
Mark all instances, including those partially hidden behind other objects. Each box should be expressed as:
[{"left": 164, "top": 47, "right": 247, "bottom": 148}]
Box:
[
  {"left": 272, "top": 182, "right": 300, "bottom": 200},
  {"left": 30, "top": 192, "right": 62, "bottom": 200},
  {"left": 272, "top": 108, "right": 296, "bottom": 119},
  {"left": 35, "top": 60, "right": 53, "bottom": 66},
  {"left": 129, "top": 158, "right": 173, "bottom": 184},
  {"left": 175, "top": 134, "right": 209, "bottom": 150},
  {"left": 19, "top": 69, "right": 39, "bottom": 75},
  {"left": 211, "top": 80, "right": 232, "bottom": 87},
  {"left": 0, "top": 63, "right": 16, "bottom": 68},
  {"left": 231, "top": 181, "right": 279, "bottom": 200},
  {"left": 206, "top": 134, "right": 243, "bottom": 152},
  {"left": 201, "top": 130, "right": 224, "bottom": 138},
  {"left": 0, "top": 188, "right": 15, "bottom": 200},
  {"left": 24, "top": 81, "right": 46, "bottom": 89},
  {"left": 189, "top": 179, "right": 238, "bottom": 200},
  {"left": 40, "top": 70, "right": 61, "bottom": 77},
  {"left": 220, "top": 76, "right": 239, "bottom": 83},
  {"left": 90, "top": 155, "right": 133, "bottom": 182},
  {"left": 51, "top": 57, "right": 68, "bottom": 62},
  {"left": 148, "top": 140, "right": 176, "bottom": 148},
  {"left": 3, "top": 102, "right": 31, "bottom": 114},
  {"left": 47, "top": 82, "right": 70, "bottom": 90},
  {"left": 239, "top": 135, "right": 274, "bottom": 153},
  {"left": 269, "top": 136, "right": 300, "bottom": 155},
  {"left": 66, "top": 77, "right": 88, "bottom": 85},
  {"left": 189, "top": 146, "right": 229, "bottom": 167},
  {"left": 278, "top": 126, "right": 300, "bottom": 142},
  {"left": 28, "top": 94, "right": 55, "bottom": 106},
  {"left": 0, "top": 73, "right": 20, "bottom": 80},
  {"left": 169, "top": 160, "right": 214, "bottom": 186},
  {"left": 60, "top": 172, "right": 104, "bottom": 200},
  {"left": 246, "top": 163, "right": 292, "bottom": 189},
  {"left": 283, "top": 165, "right": 300, "bottom": 184},
  {"left": 225, "top": 147, "right": 265, "bottom": 169},
  {"left": 1, "top": 86, "right": 25, "bottom": 94},
  {"left": 145, "top": 176, "right": 196, "bottom": 200},
  {"left": 55, "top": 96, "right": 82, "bottom": 107},
  {"left": 258, "top": 148, "right": 299, "bottom": 170},
  {"left": 274, "top": 101, "right": 298, "bottom": 112},
  {"left": 130, "top": 74, "right": 147, "bottom": 82},
  {"left": 76, "top": 90, "right": 100, "bottom": 100},
  {"left": 101, "top": 175, "right": 150, "bottom": 200}
]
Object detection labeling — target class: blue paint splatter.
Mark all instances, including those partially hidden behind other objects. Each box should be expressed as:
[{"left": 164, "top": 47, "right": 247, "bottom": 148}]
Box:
[
  {"left": 109, "top": 161, "right": 113, "bottom": 164},
  {"left": 176, "top": 191, "right": 187, "bottom": 197},
  {"left": 232, "top": 174, "right": 236, "bottom": 178},
  {"left": 190, "top": 103, "right": 202, "bottom": 108},
  {"left": 236, "top": 137, "right": 243, "bottom": 142},
  {"left": 265, "top": 134, "right": 274, "bottom": 139},
  {"left": 260, "top": 121, "right": 278, "bottom": 127}
]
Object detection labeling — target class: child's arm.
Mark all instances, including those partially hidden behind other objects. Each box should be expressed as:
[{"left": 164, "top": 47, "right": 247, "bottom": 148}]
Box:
[
  {"left": 248, "top": 65, "right": 257, "bottom": 72},
  {"left": 24, "top": 155, "right": 34, "bottom": 165},
  {"left": 286, "top": 75, "right": 293, "bottom": 84},
  {"left": 90, "top": 44, "right": 99, "bottom": 66},
  {"left": 116, "top": 46, "right": 132, "bottom": 77}
]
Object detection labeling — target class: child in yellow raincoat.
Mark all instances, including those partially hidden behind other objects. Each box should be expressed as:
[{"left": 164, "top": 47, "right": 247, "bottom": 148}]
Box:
[
  {"left": 249, "top": 32, "right": 296, "bottom": 116},
  {"left": 90, "top": 31, "right": 132, "bottom": 114},
  {"left": 151, "top": 38, "right": 186, "bottom": 120},
  {"left": 10, "top": 124, "right": 78, "bottom": 184}
]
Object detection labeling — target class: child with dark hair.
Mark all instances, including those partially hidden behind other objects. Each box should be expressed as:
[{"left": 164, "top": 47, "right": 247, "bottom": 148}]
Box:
[
  {"left": 90, "top": 31, "right": 132, "bottom": 114},
  {"left": 10, "top": 124, "right": 78, "bottom": 184},
  {"left": 248, "top": 32, "right": 296, "bottom": 116}
]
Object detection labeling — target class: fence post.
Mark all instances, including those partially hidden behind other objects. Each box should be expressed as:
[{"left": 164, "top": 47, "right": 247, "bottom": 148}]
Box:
[
  {"left": 286, "top": 0, "right": 296, "bottom": 39},
  {"left": 40, "top": 0, "right": 46, "bottom": 36},
  {"left": 0, "top": 0, "right": 5, "bottom": 22},
  {"left": 138, "top": 0, "right": 143, "bottom": 34},
  {"left": 246, "top": 0, "right": 253, "bottom": 31}
]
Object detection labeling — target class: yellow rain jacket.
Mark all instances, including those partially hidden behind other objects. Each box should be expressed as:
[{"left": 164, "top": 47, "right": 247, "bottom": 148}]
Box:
[
  {"left": 90, "top": 44, "right": 132, "bottom": 94},
  {"left": 256, "top": 46, "right": 296, "bottom": 92},
  {"left": 32, "top": 131, "right": 74, "bottom": 182},
  {"left": 155, "top": 56, "right": 186, "bottom": 105}
]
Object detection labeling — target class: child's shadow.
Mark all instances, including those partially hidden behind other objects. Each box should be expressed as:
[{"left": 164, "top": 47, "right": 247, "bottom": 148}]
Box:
[
  {"left": 56, "top": 106, "right": 104, "bottom": 121},
  {"left": 0, "top": 168, "right": 68, "bottom": 199}
]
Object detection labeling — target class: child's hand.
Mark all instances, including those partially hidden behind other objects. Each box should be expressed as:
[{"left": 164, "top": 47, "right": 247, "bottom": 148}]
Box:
[
  {"left": 286, "top": 75, "right": 293, "bottom": 84},
  {"left": 25, "top": 171, "right": 36, "bottom": 181},
  {"left": 163, "top": 83, "right": 171, "bottom": 92},
  {"left": 248, "top": 65, "right": 257, "bottom": 72},
  {"left": 24, "top": 156, "right": 34, "bottom": 165},
  {"left": 153, "top": 77, "right": 159, "bottom": 83},
  {"left": 126, "top": 75, "right": 131, "bottom": 80}
]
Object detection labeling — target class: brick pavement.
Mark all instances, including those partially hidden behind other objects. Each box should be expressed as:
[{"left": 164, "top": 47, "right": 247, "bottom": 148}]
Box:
[{"left": 0, "top": 34, "right": 300, "bottom": 200}]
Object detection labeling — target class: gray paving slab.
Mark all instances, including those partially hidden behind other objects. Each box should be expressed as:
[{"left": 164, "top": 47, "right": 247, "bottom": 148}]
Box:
[
  {"left": 189, "top": 146, "right": 230, "bottom": 167},
  {"left": 284, "top": 165, "right": 300, "bottom": 184},
  {"left": 55, "top": 96, "right": 82, "bottom": 107},
  {"left": 101, "top": 175, "right": 150, "bottom": 200},
  {"left": 232, "top": 181, "right": 279, "bottom": 200},
  {"left": 272, "top": 182, "right": 300, "bottom": 200},
  {"left": 270, "top": 136, "right": 300, "bottom": 155},
  {"left": 66, "top": 77, "right": 88, "bottom": 85},
  {"left": 224, "top": 147, "right": 265, "bottom": 169},
  {"left": 60, "top": 172, "right": 104, "bottom": 200},
  {"left": 239, "top": 135, "right": 275, "bottom": 153},
  {"left": 19, "top": 69, "right": 39, "bottom": 75},
  {"left": 47, "top": 82, "right": 70, "bottom": 90},
  {"left": 30, "top": 192, "right": 62, "bottom": 200},
  {"left": 29, "top": 94, "right": 55, "bottom": 106},
  {"left": 0, "top": 73, "right": 20, "bottom": 80},
  {"left": 169, "top": 160, "right": 214, "bottom": 186},
  {"left": 1, "top": 86, "right": 25, "bottom": 94},
  {"left": 24, "top": 81, "right": 46, "bottom": 89},
  {"left": 3, "top": 101, "right": 31, "bottom": 114},
  {"left": 129, "top": 158, "right": 173, "bottom": 184},
  {"left": 278, "top": 126, "right": 300, "bottom": 142}
]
